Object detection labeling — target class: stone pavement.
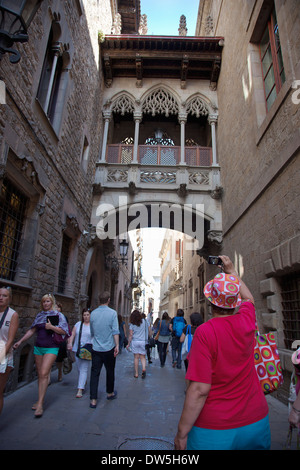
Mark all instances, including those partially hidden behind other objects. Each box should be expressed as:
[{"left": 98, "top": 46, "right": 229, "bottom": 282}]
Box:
[{"left": 0, "top": 347, "right": 297, "bottom": 451}]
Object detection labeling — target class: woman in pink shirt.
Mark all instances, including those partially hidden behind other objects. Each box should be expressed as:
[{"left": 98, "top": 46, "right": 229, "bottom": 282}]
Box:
[{"left": 174, "top": 255, "right": 270, "bottom": 450}]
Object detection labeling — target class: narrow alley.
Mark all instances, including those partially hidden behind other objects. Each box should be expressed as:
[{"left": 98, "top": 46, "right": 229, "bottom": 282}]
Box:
[{"left": 0, "top": 347, "right": 295, "bottom": 451}]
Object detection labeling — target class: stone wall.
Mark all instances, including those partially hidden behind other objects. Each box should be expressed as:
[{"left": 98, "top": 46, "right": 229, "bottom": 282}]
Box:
[
  {"left": 205, "top": 0, "right": 300, "bottom": 366},
  {"left": 0, "top": 0, "right": 113, "bottom": 391}
]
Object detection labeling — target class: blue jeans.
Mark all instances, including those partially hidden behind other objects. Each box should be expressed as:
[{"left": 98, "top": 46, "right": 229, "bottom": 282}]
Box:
[
  {"left": 90, "top": 348, "right": 116, "bottom": 399},
  {"left": 187, "top": 415, "right": 271, "bottom": 450},
  {"left": 171, "top": 337, "right": 182, "bottom": 368}
]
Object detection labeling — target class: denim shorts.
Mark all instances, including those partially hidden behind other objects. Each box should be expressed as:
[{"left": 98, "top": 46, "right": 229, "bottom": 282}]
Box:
[
  {"left": 187, "top": 415, "right": 271, "bottom": 450},
  {"left": 34, "top": 346, "right": 59, "bottom": 356}
]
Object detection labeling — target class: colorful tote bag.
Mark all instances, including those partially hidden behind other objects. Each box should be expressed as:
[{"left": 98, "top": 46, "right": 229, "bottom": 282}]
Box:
[{"left": 254, "top": 330, "right": 283, "bottom": 394}]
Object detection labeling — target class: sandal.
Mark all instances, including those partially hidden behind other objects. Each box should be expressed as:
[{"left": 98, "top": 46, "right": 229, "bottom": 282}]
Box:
[
  {"left": 76, "top": 389, "right": 83, "bottom": 398},
  {"left": 134, "top": 374, "right": 138, "bottom": 378},
  {"left": 141, "top": 370, "right": 146, "bottom": 379},
  {"left": 34, "top": 407, "right": 43, "bottom": 418}
]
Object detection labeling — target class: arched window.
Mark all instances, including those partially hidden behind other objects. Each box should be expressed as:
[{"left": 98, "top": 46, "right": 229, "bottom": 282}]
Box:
[{"left": 37, "top": 15, "right": 70, "bottom": 133}]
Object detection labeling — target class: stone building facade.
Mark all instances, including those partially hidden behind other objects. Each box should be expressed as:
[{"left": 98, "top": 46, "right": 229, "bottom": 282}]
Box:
[
  {"left": 0, "top": 0, "right": 119, "bottom": 392},
  {"left": 196, "top": 0, "right": 300, "bottom": 401}
]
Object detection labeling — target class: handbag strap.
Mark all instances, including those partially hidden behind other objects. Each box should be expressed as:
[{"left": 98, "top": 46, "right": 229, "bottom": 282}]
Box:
[
  {"left": 77, "top": 321, "right": 83, "bottom": 355},
  {"left": 0, "top": 307, "right": 9, "bottom": 329}
]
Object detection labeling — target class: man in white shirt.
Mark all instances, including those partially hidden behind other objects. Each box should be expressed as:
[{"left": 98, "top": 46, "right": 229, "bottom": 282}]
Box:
[{"left": 89, "top": 291, "right": 119, "bottom": 408}]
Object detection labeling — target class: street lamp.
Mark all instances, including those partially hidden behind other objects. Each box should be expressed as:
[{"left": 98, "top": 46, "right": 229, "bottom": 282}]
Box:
[
  {"left": 119, "top": 239, "right": 129, "bottom": 264},
  {"left": 0, "top": 0, "right": 43, "bottom": 63},
  {"left": 105, "top": 239, "right": 129, "bottom": 269}
]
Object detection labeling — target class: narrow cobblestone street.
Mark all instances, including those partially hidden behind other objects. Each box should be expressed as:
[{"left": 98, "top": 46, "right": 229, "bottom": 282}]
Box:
[{"left": 0, "top": 347, "right": 297, "bottom": 451}]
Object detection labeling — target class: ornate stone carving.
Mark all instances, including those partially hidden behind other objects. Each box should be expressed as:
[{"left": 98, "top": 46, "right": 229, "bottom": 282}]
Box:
[
  {"left": 177, "top": 183, "right": 188, "bottom": 198},
  {"left": 210, "top": 186, "right": 223, "bottom": 199},
  {"left": 128, "top": 181, "right": 137, "bottom": 195},
  {"left": 178, "top": 15, "right": 188, "bottom": 36},
  {"left": 139, "top": 14, "right": 148, "bottom": 35},
  {"left": 205, "top": 15, "right": 214, "bottom": 35},
  {"left": 111, "top": 13, "right": 122, "bottom": 34},
  {"left": 142, "top": 89, "right": 179, "bottom": 117},
  {"left": 207, "top": 230, "right": 223, "bottom": 245},
  {"left": 107, "top": 169, "right": 128, "bottom": 183},
  {"left": 140, "top": 170, "right": 176, "bottom": 184},
  {"left": 92, "top": 183, "right": 104, "bottom": 195},
  {"left": 111, "top": 94, "right": 135, "bottom": 115},
  {"left": 188, "top": 171, "right": 210, "bottom": 185},
  {"left": 186, "top": 96, "right": 209, "bottom": 117}
]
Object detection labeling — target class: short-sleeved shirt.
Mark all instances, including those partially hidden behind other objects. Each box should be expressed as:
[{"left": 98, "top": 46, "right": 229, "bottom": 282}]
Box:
[
  {"left": 31, "top": 311, "right": 69, "bottom": 349},
  {"left": 129, "top": 319, "right": 148, "bottom": 342},
  {"left": 90, "top": 305, "right": 119, "bottom": 352},
  {"left": 186, "top": 302, "right": 268, "bottom": 430}
]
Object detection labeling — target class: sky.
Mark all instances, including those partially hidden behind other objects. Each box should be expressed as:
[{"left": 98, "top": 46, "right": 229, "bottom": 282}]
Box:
[{"left": 141, "top": 0, "right": 199, "bottom": 36}]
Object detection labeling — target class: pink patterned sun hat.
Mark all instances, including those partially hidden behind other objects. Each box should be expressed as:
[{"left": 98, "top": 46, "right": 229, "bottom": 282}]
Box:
[{"left": 204, "top": 273, "right": 242, "bottom": 309}]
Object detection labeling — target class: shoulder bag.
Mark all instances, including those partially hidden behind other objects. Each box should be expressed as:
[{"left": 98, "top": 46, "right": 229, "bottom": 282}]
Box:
[
  {"left": 181, "top": 324, "right": 192, "bottom": 355},
  {"left": 154, "top": 320, "right": 162, "bottom": 341},
  {"left": 76, "top": 322, "right": 92, "bottom": 360},
  {"left": 254, "top": 328, "right": 283, "bottom": 394}
]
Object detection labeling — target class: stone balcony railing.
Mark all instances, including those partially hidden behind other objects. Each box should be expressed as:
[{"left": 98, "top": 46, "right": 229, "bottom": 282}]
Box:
[
  {"left": 94, "top": 144, "right": 221, "bottom": 196},
  {"left": 106, "top": 144, "right": 212, "bottom": 166}
]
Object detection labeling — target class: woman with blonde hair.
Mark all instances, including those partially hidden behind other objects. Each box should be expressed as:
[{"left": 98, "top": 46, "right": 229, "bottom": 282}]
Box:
[{"left": 14, "top": 293, "right": 69, "bottom": 417}]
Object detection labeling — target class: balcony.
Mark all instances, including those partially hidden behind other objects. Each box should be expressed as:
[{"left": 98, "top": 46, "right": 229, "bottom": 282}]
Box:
[
  {"left": 106, "top": 144, "right": 212, "bottom": 166},
  {"left": 94, "top": 144, "right": 221, "bottom": 197}
]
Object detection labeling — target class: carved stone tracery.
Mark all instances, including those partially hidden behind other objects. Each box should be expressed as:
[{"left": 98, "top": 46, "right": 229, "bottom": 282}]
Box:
[
  {"left": 111, "top": 95, "right": 135, "bottom": 115},
  {"left": 142, "top": 89, "right": 179, "bottom": 117},
  {"left": 186, "top": 97, "right": 209, "bottom": 117}
]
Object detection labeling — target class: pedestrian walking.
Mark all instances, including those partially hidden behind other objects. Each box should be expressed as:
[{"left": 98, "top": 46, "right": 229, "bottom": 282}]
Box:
[
  {"left": 174, "top": 255, "right": 271, "bottom": 450},
  {"left": 156, "top": 311, "right": 171, "bottom": 367},
  {"left": 170, "top": 309, "right": 186, "bottom": 368},
  {"left": 89, "top": 292, "right": 119, "bottom": 408},
  {"left": 67, "top": 308, "right": 92, "bottom": 398},
  {"left": 13, "top": 294, "right": 69, "bottom": 418},
  {"left": 0, "top": 286, "right": 19, "bottom": 415},
  {"left": 127, "top": 309, "right": 151, "bottom": 378},
  {"left": 180, "top": 311, "right": 203, "bottom": 390},
  {"left": 118, "top": 315, "right": 127, "bottom": 353},
  {"left": 143, "top": 313, "right": 153, "bottom": 364}
]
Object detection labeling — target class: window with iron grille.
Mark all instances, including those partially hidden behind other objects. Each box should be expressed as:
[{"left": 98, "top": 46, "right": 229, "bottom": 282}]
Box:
[
  {"left": 0, "top": 178, "right": 27, "bottom": 281},
  {"left": 57, "top": 234, "right": 71, "bottom": 294},
  {"left": 280, "top": 273, "right": 300, "bottom": 350},
  {"left": 259, "top": 6, "right": 285, "bottom": 112}
]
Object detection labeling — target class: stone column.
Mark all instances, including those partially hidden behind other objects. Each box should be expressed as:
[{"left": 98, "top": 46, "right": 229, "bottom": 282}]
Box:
[
  {"left": 208, "top": 115, "right": 218, "bottom": 166},
  {"left": 44, "top": 42, "right": 62, "bottom": 113},
  {"left": 133, "top": 112, "right": 142, "bottom": 163},
  {"left": 178, "top": 114, "right": 187, "bottom": 165},
  {"left": 100, "top": 113, "right": 111, "bottom": 162}
]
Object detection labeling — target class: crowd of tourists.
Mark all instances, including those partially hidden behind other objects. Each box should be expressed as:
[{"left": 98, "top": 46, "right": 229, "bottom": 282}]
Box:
[{"left": 0, "top": 255, "right": 299, "bottom": 450}]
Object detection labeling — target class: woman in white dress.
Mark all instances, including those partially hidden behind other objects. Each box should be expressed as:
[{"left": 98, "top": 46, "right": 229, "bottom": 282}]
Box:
[{"left": 127, "top": 310, "right": 151, "bottom": 379}]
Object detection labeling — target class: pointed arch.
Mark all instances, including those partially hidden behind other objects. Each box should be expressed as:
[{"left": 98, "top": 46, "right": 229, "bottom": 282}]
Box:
[
  {"left": 141, "top": 85, "right": 179, "bottom": 117},
  {"left": 185, "top": 93, "right": 211, "bottom": 118},
  {"left": 110, "top": 92, "right": 135, "bottom": 115}
]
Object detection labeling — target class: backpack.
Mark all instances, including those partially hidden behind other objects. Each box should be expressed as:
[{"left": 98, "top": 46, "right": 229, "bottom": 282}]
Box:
[{"left": 172, "top": 317, "right": 185, "bottom": 337}]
